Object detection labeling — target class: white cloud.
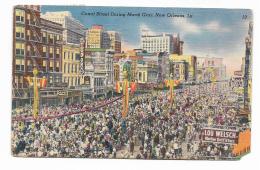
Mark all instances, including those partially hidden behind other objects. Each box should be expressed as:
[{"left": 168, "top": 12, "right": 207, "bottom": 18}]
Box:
[
  {"left": 204, "top": 21, "right": 230, "bottom": 32},
  {"left": 172, "top": 18, "right": 201, "bottom": 34},
  {"left": 139, "top": 23, "right": 157, "bottom": 35},
  {"left": 172, "top": 19, "right": 230, "bottom": 35}
]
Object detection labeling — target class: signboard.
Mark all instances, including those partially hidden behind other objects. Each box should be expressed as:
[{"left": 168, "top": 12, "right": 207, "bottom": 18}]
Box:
[
  {"left": 80, "top": 38, "right": 85, "bottom": 75},
  {"left": 202, "top": 128, "right": 239, "bottom": 144},
  {"left": 57, "top": 90, "right": 67, "bottom": 96}
]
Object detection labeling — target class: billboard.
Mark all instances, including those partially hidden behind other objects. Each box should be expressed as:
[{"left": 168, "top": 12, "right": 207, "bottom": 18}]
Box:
[
  {"left": 202, "top": 128, "right": 239, "bottom": 144},
  {"left": 80, "top": 38, "right": 85, "bottom": 75}
]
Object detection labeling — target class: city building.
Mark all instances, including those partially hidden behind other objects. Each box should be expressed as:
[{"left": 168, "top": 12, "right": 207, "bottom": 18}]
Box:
[
  {"left": 196, "top": 57, "right": 226, "bottom": 82},
  {"left": 243, "top": 22, "right": 253, "bottom": 110},
  {"left": 169, "top": 54, "right": 197, "bottom": 82},
  {"left": 173, "top": 33, "right": 184, "bottom": 55},
  {"left": 107, "top": 31, "right": 121, "bottom": 53},
  {"left": 141, "top": 32, "right": 174, "bottom": 53},
  {"left": 86, "top": 25, "right": 104, "bottom": 48},
  {"left": 40, "top": 18, "right": 63, "bottom": 85},
  {"left": 169, "top": 60, "right": 189, "bottom": 82},
  {"left": 80, "top": 48, "right": 114, "bottom": 99},
  {"left": 13, "top": 5, "right": 42, "bottom": 107},
  {"left": 41, "top": 11, "right": 85, "bottom": 44},
  {"left": 86, "top": 25, "right": 122, "bottom": 53},
  {"left": 62, "top": 44, "right": 81, "bottom": 87},
  {"left": 136, "top": 60, "right": 158, "bottom": 84}
]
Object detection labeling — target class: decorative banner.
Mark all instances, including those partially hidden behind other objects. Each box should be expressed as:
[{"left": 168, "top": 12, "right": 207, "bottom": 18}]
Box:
[
  {"left": 202, "top": 128, "right": 239, "bottom": 144},
  {"left": 40, "top": 76, "right": 47, "bottom": 88},
  {"left": 232, "top": 129, "right": 251, "bottom": 156},
  {"left": 79, "top": 38, "right": 85, "bottom": 75}
]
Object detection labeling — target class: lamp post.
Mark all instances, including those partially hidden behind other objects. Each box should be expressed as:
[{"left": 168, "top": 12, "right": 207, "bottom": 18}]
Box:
[{"left": 32, "top": 68, "right": 39, "bottom": 119}]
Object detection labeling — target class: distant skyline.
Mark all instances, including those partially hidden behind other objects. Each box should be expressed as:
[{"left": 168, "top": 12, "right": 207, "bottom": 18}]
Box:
[{"left": 41, "top": 6, "right": 253, "bottom": 76}]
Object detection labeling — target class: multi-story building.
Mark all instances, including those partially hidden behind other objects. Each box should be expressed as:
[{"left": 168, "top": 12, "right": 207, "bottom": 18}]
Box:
[
  {"left": 13, "top": 5, "right": 42, "bottom": 107},
  {"left": 136, "top": 60, "right": 158, "bottom": 84},
  {"left": 141, "top": 33, "right": 174, "bottom": 53},
  {"left": 40, "top": 18, "right": 63, "bottom": 85},
  {"left": 81, "top": 48, "right": 114, "bottom": 99},
  {"left": 107, "top": 31, "right": 121, "bottom": 53},
  {"left": 41, "top": 11, "right": 85, "bottom": 44},
  {"left": 62, "top": 44, "right": 81, "bottom": 87},
  {"left": 197, "top": 57, "right": 226, "bottom": 82},
  {"left": 86, "top": 25, "right": 122, "bottom": 53},
  {"left": 169, "top": 54, "right": 197, "bottom": 82},
  {"left": 173, "top": 33, "right": 184, "bottom": 55},
  {"left": 244, "top": 22, "right": 253, "bottom": 110},
  {"left": 86, "top": 25, "right": 104, "bottom": 48},
  {"left": 169, "top": 60, "right": 189, "bottom": 82}
]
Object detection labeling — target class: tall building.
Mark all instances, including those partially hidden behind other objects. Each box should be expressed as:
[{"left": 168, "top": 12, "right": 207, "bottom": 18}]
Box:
[
  {"left": 41, "top": 11, "right": 85, "bottom": 44},
  {"left": 13, "top": 5, "right": 42, "bottom": 107},
  {"left": 40, "top": 18, "right": 63, "bottom": 85},
  {"left": 62, "top": 44, "right": 81, "bottom": 87},
  {"left": 107, "top": 31, "right": 121, "bottom": 53},
  {"left": 141, "top": 33, "right": 174, "bottom": 53},
  {"left": 86, "top": 25, "right": 104, "bottom": 48},
  {"left": 86, "top": 25, "right": 122, "bottom": 53},
  {"left": 173, "top": 33, "right": 184, "bottom": 55},
  {"left": 244, "top": 22, "right": 253, "bottom": 109},
  {"left": 13, "top": 5, "right": 41, "bottom": 89}
]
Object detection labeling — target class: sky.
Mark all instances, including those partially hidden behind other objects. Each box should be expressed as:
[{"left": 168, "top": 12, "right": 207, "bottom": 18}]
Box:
[{"left": 41, "top": 6, "right": 253, "bottom": 76}]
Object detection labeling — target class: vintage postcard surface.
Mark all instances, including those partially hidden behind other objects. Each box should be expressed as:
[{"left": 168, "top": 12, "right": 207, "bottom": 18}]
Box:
[{"left": 11, "top": 5, "right": 252, "bottom": 160}]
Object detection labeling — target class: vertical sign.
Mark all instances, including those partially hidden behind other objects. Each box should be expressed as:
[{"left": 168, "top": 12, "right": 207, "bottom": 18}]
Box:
[{"left": 80, "top": 38, "right": 85, "bottom": 75}]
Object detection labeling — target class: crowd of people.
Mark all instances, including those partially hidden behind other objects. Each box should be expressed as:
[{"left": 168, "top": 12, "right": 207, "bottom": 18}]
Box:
[{"left": 11, "top": 82, "right": 250, "bottom": 159}]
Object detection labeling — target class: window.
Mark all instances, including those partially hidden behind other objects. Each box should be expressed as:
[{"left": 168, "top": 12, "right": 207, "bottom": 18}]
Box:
[
  {"left": 50, "top": 61, "right": 54, "bottom": 72},
  {"left": 49, "top": 34, "right": 54, "bottom": 44},
  {"left": 15, "top": 42, "right": 25, "bottom": 56},
  {"left": 15, "top": 9, "right": 25, "bottom": 23},
  {"left": 42, "top": 46, "right": 47, "bottom": 57},
  {"left": 49, "top": 47, "right": 53, "bottom": 58},
  {"left": 56, "top": 62, "right": 60, "bottom": 72},
  {"left": 42, "top": 60, "right": 47, "bottom": 72},
  {"left": 42, "top": 32, "right": 47, "bottom": 43},
  {"left": 56, "top": 48, "right": 60, "bottom": 58},
  {"left": 15, "top": 58, "right": 24, "bottom": 71},
  {"left": 15, "top": 26, "right": 25, "bottom": 39}
]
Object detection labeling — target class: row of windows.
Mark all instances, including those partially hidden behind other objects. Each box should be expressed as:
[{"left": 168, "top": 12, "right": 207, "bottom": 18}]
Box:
[
  {"left": 63, "top": 51, "right": 80, "bottom": 61},
  {"left": 15, "top": 27, "right": 61, "bottom": 45},
  {"left": 63, "top": 77, "right": 80, "bottom": 87},
  {"left": 15, "top": 42, "right": 61, "bottom": 58},
  {"left": 63, "top": 63, "right": 79, "bottom": 74}
]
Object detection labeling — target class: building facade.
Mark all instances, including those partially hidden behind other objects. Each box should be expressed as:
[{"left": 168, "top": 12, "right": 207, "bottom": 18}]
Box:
[
  {"left": 81, "top": 48, "right": 114, "bottom": 99},
  {"left": 141, "top": 33, "right": 174, "bottom": 53},
  {"left": 86, "top": 25, "right": 104, "bottom": 49},
  {"left": 40, "top": 18, "right": 63, "bottom": 85},
  {"left": 62, "top": 44, "right": 81, "bottom": 87},
  {"left": 169, "top": 54, "right": 197, "bottom": 82},
  {"left": 41, "top": 11, "right": 85, "bottom": 44},
  {"left": 169, "top": 60, "right": 189, "bottom": 82},
  {"left": 107, "top": 31, "right": 121, "bottom": 53}
]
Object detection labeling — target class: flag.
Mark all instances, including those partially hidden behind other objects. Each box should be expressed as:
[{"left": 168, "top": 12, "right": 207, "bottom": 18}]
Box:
[
  {"left": 24, "top": 76, "right": 33, "bottom": 86},
  {"left": 130, "top": 82, "right": 137, "bottom": 94},
  {"left": 115, "top": 81, "right": 121, "bottom": 93},
  {"left": 40, "top": 76, "right": 47, "bottom": 88}
]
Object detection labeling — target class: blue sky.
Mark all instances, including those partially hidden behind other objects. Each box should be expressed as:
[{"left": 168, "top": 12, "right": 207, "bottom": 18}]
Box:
[{"left": 41, "top": 6, "right": 253, "bottom": 76}]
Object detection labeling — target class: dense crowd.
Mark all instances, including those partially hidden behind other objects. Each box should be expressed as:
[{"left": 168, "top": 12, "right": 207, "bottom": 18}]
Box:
[{"left": 11, "top": 82, "right": 250, "bottom": 159}]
